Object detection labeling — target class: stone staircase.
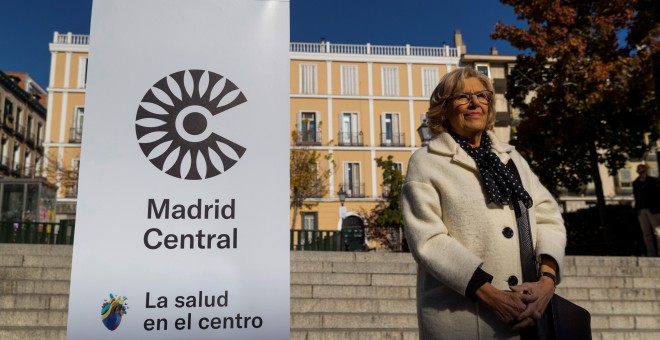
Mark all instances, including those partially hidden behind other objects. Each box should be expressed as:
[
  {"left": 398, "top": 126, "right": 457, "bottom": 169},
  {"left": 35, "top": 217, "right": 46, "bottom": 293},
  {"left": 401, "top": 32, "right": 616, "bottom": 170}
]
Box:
[
  {"left": 1, "top": 244, "right": 659, "bottom": 339},
  {"left": 0, "top": 244, "right": 71, "bottom": 340}
]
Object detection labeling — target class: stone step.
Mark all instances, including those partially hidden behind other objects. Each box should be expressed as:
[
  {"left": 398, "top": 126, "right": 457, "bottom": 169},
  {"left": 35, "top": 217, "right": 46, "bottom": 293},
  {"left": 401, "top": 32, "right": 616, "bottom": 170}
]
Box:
[
  {"left": 555, "top": 287, "right": 659, "bottom": 301},
  {"left": 0, "top": 326, "right": 67, "bottom": 340},
  {"left": 291, "top": 313, "right": 418, "bottom": 330},
  {"left": 0, "top": 279, "right": 70, "bottom": 295},
  {"left": 291, "top": 272, "right": 416, "bottom": 287},
  {"left": 292, "top": 260, "right": 417, "bottom": 275},
  {"left": 291, "top": 284, "right": 415, "bottom": 300},
  {"left": 0, "top": 294, "right": 69, "bottom": 310},
  {"left": 0, "top": 244, "right": 72, "bottom": 256},
  {"left": 292, "top": 298, "right": 416, "bottom": 314},
  {"left": 560, "top": 276, "right": 659, "bottom": 289},
  {"left": 0, "top": 267, "right": 71, "bottom": 281},
  {"left": 592, "top": 330, "right": 660, "bottom": 340},
  {"left": 291, "top": 330, "right": 418, "bottom": 340},
  {"left": 0, "top": 255, "right": 73, "bottom": 269},
  {"left": 592, "top": 315, "right": 660, "bottom": 331},
  {"left": 0, "top": 310, "right": 68, "bottom": 327}
]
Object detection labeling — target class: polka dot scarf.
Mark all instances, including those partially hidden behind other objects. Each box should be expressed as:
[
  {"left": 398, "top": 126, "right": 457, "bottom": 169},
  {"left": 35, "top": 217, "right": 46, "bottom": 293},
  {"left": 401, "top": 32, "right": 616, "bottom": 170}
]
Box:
[{"left": 450, "top": 131, "right": 533, "bottom": 208}]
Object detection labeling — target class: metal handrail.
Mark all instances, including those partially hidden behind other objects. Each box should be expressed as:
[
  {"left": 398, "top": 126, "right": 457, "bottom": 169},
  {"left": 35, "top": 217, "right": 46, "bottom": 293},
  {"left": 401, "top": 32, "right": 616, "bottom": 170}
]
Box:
[
  {"left": 290, "top": 229, "right": 341, "bottom": 251},
  {"left": 0, "top": 221, "right": 75, "bottom": 245}
]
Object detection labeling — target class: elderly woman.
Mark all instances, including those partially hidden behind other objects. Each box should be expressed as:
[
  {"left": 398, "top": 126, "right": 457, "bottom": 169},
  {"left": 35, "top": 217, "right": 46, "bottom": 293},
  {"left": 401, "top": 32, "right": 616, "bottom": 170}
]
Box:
[{"left": 402, "top": 68, "right": 566, "bottom": 339}]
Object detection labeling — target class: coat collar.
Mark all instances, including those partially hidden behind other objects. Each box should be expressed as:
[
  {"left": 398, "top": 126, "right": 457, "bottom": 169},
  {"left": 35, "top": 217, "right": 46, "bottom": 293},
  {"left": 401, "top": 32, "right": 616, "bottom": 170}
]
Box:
[{"left": 427, "top": 131, "right": 514, "bottom": 172}]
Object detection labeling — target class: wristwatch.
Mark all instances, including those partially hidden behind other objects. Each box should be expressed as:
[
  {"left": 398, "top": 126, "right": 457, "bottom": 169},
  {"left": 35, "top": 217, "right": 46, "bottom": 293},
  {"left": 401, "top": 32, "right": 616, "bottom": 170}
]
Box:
[{"left": 540, "top": 272, "right": 557, "bottom": 286}]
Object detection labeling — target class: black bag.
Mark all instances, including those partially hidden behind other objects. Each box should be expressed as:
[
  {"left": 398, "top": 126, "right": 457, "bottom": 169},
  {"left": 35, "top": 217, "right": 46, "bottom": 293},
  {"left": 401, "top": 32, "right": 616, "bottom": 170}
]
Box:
[{"left": 507, "top": 161, "right": 592, "bottom": 340}]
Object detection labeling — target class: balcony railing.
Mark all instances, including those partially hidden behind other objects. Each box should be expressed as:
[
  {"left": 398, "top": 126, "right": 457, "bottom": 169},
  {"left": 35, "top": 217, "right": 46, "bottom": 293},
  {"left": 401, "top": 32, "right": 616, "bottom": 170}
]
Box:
[
  {"left": 65, "top": 183, "right": 78, "bottom": 199},
  {"left": 337, "top": 131, "right": 363, "bottom": 146},
  {"left": 290, "top": 42, "right": 459, "bottom": 58},
  {"left": 14, "top": 124, "right": 24, "bottom": 138},
  {"left": 380, "top": 132, "right": 406, "bottom": 147},
  {"left": 54, "top": 32, "right": 90, "bottom": 45},
  {"left": 296, "top": 128, "right": 321, "bottom": 146},
  {"left": 341, "top": 182, "right": 365, "bottom": 198},
  {"left": 70, "top": 127, "right": 83, "bottom": 143}
]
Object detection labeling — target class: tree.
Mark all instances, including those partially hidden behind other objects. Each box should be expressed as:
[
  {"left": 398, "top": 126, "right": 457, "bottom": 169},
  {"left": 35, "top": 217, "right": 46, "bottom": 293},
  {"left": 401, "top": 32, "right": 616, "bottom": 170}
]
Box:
[
  {"left": 492, "top": 0, "right": 660, "bottom": 236},
  {"left": 364, "top": 155, "right": 405, "bottom": 250},
  {"left": 289, "top": 130, "right": 333, "bottom": 229}
]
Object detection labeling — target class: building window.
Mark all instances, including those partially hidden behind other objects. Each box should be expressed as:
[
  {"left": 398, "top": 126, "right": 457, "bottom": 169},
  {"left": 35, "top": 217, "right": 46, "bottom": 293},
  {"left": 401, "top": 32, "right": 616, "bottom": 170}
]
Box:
[
  {"left": 36, "top": 123, "right": 43, "bottom": 145},
  {"left": 78, "top": 57, "right": 88, "bottom": 88},
  {"left": 341, "top": 65, "right": 358, "bottom": 95},
  {"left": 300, "top": 64, "right": 317, "bottom": 94},
  {"left": 475, "top": 64, "right": 490, "bottom": 78},
  {"left": 300, "top": 212, "right": 318, "bottom": 245},
  {"left": 15, "top": 107, "right": 23, "bottom": 134},
  {"left": 382, "top": 66, "right": 399, "bottom": 97},
  {"left": 422, "top": 67, "right": 439, "bottom": 97},
  {"left": 297, "top": 111, "right": 320, "bottom": 145},
  {"left": 339, "top": 112, "right": 361, "bottom": 146},
  {"left": 23, "top": 150, "right": 31, "bottom": 177},
  {"left": 343, "top": 162, "right": 363, "bottom": 197},
  {"left": 26, "top": 116, "right": 33, "bottom": 141},
  {"left": 71, "top": 107, "right": 84, "bottom": 143},
  {"left": 3, "top": 98, "right": 13, "bottom": 125},
  {"left": 616, "top": 168, "right": 633, "bottom": 195},
  {"left": 381, "top": 113, "right": 403, "bottom": 146}
]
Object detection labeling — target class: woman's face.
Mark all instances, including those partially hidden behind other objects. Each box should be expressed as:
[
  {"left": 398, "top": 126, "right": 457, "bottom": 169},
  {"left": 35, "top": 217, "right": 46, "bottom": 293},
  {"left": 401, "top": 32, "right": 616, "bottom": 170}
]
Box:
[{"left": 447, "top": 77, "right": 490, "bottom": 143}]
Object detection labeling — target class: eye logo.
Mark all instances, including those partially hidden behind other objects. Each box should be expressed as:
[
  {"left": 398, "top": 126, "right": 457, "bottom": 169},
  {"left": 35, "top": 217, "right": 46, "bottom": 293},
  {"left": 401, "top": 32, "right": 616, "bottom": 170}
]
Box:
[
  {"left": 135, "top": 70, "right": 247, "bottom": 179},
  {"left": 101, "top": 293, "right": 128, "bottom": 331}
]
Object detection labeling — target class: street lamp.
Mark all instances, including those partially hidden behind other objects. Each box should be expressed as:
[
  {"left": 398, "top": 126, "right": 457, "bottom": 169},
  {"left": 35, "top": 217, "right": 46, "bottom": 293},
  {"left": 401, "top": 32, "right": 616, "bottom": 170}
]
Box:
[
  {"left": 417, "top": 118, "right": 432, "bottom": 146},
  {"left": 338, "top": 185, "right": 346, "bottom": 206}
]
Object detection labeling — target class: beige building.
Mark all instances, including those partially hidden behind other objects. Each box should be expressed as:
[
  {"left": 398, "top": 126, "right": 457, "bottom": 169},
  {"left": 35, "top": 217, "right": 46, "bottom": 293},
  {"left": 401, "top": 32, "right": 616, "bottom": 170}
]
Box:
[
  {"left": 45, "top": 31, "right": 647, "bottom": 226},
  {"left": 0, "top": 70, "right": 53, "bottom": 221},
  {"left": 45, "top": 32, "right": 89, "bottom": 220},
  {"left": 289, "top": 41, "right": 461, "bottom": 231}
]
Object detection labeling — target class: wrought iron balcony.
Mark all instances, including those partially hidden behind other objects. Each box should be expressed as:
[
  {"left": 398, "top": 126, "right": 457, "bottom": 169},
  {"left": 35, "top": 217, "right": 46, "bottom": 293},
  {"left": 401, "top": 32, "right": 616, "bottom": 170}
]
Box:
[
  {"left": 69, "top": 127, "right": 83, "bottom": 143},
  {"left": 296, "top": 128, "right": 321, "bottom": 146},
  {"left": 380, "top": 132, "right": 406, "bottom": 147},
  {"left": 340, "top": 182, "right": 365, "bottom": 198},
  {"left": 337, "top": 131, "right": 363, "bottom": 146}
]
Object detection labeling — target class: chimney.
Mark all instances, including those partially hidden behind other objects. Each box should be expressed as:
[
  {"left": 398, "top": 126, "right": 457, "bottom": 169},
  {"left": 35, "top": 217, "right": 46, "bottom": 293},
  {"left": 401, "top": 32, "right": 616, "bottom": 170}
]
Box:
[
  {"left": 490, "top": 46, "right": 498, "bottom": 55},
  {"left": 454, "top": 29, "right": 466, "bottom": 54}
]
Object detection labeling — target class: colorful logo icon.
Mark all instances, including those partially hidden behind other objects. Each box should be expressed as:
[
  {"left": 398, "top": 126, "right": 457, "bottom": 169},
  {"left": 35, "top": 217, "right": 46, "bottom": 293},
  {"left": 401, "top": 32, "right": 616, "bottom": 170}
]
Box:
[
  {"left": 135, "top": 69, "right": 248, "bottom": 180},
  {"left": 101, "top": 293, "right": 128, "bottom": 331}
]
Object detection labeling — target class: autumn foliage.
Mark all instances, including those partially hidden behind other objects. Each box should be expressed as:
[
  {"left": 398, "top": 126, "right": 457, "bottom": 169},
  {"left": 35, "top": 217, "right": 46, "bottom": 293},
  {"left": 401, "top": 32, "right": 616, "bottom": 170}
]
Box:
[{"left": 492, "top": 0, "right": 659, "bottom": 232}]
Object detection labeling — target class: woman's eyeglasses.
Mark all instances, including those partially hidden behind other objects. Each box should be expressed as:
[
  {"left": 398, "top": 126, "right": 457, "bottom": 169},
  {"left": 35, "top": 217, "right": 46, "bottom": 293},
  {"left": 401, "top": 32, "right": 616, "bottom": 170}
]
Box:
[{"left": 448, "top": 90, "right": 493, "bottom": 105}]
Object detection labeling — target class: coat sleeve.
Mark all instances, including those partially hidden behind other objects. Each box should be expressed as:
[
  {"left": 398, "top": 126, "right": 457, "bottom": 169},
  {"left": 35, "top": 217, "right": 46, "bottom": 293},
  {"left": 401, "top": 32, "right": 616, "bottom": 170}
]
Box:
[
  {"left": 402, "top": 159, "right": 484, "bottom": 296},
  {"left": 512, "top": 152, "right": 567, "bottom": 282}
]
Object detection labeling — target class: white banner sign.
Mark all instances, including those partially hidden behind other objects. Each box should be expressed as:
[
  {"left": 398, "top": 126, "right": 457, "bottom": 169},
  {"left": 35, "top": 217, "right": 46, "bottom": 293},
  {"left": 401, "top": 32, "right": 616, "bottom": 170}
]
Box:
[{"left": 66, "top": 0, "right": 290, "bottom": 338}]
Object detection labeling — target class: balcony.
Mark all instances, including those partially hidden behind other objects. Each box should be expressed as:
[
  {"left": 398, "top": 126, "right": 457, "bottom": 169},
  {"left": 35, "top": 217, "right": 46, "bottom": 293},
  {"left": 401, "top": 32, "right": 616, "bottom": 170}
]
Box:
[
  {"left": 25, "top": 131, "right": 36, "bottom": 147},
  {"left": 53, "top": 32, "right": 90, "bottom": 45},
  {"left": 11, "top": 163, "right": 21, "bottom": 177},
  {"left": 340, "top": 182, "right": 365, "bottom": 198},
  {"left": 290, "top": 42, "right": 460, "bottom": 58},
  {"left": 296, "top": 128, "right": 321, "bottom": 146},
  {"left": 64, "top": 183, "right": 78, "bottom": 198},
  {"left": 0, "top": 156, "right": 9, "bottom": 173},
  {"left": 337, "top": 131, "right": 363, "bottom": 146},
  {"left": 14, "top": 124, "right": 24, "bottom": 140},
  {"left": 69, "top": 127, "right": 83, "bottom": 143},
  {"left": 380, "top": 132, "right": 406, "bottom": 147}
]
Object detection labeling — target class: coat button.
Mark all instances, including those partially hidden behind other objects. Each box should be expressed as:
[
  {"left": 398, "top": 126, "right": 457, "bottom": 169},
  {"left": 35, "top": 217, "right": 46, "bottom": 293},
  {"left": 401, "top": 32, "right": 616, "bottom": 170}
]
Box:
[
  {"left": 502, "top": 227, "right": 514, "bottom": 239},
  {"left": 507, "top": 275, "right": 518, "bottom": 286}
]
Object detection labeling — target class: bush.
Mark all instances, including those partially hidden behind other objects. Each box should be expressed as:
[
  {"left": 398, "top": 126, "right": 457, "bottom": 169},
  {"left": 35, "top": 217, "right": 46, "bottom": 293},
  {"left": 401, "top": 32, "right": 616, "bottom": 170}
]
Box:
[{"left": 562, "top": 204, "right": 644, "bottom": 256}]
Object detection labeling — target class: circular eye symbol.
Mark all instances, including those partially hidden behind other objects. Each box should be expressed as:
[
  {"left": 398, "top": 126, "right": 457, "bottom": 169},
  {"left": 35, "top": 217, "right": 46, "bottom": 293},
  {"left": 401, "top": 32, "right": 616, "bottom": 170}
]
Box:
[{"left": 135, "top": 70, "right": 247, "bottom": 180}]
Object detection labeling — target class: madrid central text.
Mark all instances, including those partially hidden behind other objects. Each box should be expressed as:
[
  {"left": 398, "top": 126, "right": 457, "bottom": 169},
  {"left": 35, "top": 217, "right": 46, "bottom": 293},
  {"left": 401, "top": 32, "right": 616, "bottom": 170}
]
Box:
[{"left": 143, "top": 198, "right": 239, "bottom": 250}]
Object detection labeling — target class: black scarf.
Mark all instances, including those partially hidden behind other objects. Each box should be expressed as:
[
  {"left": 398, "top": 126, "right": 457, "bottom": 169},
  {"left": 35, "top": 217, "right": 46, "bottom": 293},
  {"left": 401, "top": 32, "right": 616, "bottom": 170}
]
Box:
[{"left": 450, "top": 131, "right": 533, "bottom": 208}]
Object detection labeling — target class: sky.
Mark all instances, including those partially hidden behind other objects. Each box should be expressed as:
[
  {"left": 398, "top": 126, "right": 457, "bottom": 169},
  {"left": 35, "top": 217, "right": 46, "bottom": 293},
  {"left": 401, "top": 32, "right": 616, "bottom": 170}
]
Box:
[{"left": 1, "top": 0, "right": 525, "bottom": 87}]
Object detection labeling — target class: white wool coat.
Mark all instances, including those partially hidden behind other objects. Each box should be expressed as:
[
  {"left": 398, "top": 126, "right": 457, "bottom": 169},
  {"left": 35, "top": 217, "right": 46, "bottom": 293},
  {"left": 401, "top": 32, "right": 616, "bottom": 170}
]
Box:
[{"left": 402, "top": 131, "right": 566, "bottom": 340}]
